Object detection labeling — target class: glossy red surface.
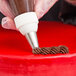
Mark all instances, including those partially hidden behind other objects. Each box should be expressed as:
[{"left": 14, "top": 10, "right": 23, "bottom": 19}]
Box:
[{"left": 0, "top": 21, "right": 76, "bottom": 76}]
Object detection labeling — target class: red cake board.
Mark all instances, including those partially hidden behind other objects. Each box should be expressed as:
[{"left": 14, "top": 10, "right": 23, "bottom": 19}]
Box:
[{"left": 0, "top": 21, "right": 76, "bottom": 76}]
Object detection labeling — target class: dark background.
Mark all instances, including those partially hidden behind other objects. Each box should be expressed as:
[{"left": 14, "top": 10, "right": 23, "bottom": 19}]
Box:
[{"left": 0, "top": 0, "right": 62, "bottom": 24}]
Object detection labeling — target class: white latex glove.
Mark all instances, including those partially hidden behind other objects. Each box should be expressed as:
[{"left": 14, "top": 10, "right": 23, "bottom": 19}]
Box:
[{"left": 0, "top": 0, "right": 58, "bottom": 30}]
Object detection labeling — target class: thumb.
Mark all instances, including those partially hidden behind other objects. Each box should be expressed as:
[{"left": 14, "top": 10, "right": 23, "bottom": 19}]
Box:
[{"left": 1, "top": 17, "right": 17, "bottom": 30}]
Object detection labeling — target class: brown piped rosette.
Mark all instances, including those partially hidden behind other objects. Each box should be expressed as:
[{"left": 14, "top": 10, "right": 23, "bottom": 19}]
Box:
[
  {"left": 40, "top": 47, "right": 51, "bottom": 55},
  {"left": 58, "top": 45, "right": 69, "bottom": 54},
  {"left": 49, "top": 47, "right": 60, "bottom": 54},
  {"left": 32, "top": 48, "right": 41, "bottom": 54}
]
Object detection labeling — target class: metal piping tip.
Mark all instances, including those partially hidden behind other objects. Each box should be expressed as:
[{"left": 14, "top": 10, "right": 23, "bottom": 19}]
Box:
[{"left": 25, "top": 32, "right": 39, "bottom": 49}]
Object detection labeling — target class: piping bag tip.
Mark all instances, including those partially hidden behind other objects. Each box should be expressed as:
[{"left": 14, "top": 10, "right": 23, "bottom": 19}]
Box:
[{"left": 25, "top": 32, "right": 39, "bottom": 49}]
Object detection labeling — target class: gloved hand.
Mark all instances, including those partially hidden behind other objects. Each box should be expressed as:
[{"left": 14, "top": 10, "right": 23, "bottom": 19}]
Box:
[{"left": 0, "top": 0, "right": 58, "bottom": 30}]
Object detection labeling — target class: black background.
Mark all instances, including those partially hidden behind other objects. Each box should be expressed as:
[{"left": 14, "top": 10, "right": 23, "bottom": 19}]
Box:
[{"left": 0, "top": 0, "right": 62, "bottom": 24}]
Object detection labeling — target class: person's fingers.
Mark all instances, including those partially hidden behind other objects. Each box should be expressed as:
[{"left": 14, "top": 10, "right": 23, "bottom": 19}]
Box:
[
  {"left": 35, "top": 0, "right": 58, "bottom": 19},
  {"left": 66, "top": 0, "right": 76, "bottom": 6},
  {"left": 0, "top": 0, "right": 14, "bottom": 18},
  {"left": 0, "top": 0, "right": 57, "bottom": 19},
  {"left": 1, "top": 17, "right": 17, "bottom": 30}
]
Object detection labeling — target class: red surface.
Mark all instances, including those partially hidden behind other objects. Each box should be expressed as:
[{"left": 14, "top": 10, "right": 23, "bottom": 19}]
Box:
[{"left": 0, "top": 21, "right": 76, "bottom": 76}]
